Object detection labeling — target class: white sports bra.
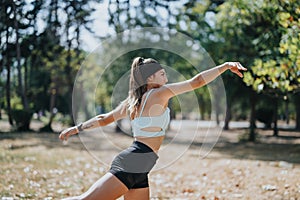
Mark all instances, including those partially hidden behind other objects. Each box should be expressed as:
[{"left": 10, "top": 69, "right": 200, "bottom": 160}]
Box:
[{"left": 131, "top": 89, "right": 170, "bottom": 137}]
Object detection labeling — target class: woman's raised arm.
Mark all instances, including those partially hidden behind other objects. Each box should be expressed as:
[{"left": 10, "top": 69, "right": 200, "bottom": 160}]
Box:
[{"left": 158, "top": 62, "right": 247, "bottom": 101}]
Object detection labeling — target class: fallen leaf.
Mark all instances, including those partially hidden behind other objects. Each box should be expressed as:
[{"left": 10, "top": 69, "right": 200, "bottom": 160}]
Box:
[{"left": 262, "top": 185, "right": 277, "bottom": 191}]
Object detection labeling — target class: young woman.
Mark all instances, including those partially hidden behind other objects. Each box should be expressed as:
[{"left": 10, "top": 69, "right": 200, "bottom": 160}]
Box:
[{"left": 59, "top": 57, "right": 247, "bottom": 200}]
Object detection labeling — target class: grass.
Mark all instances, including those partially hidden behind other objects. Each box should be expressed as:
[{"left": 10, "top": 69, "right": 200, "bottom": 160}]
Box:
[
  {"left": 0, "top": 119, "right": 300, "bottom": 199},
  {"left": 0, "top": 133, "right": 105, "bottom": 199}
]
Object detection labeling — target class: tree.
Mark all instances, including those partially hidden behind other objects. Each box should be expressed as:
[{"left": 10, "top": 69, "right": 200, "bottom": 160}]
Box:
[
  {"left": 0, "top": 0, "right": 14, "bottom": 125},
  {"left": 0, "top": 0, "right": 40, "bottom": 130},
  {"left": 240, "top": 0, "right": 300, "bottom": 135},
  {"left": 204, "top": 0, "right": 299, "bottom": 139},
  {"left": 107, "top": 0, "right": 180, "bottom": 32},
  {"left": 0, "top": 0, "right": 102, "bottom": 131},
  {"left": 177, "top": 0, "right": 251, "bottom": 128},
  {"left": 63, "top": 0, "right": 102, "bottom": 124}
]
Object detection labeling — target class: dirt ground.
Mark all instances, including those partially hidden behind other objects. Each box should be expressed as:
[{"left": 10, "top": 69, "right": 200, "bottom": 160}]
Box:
[{"left": 0, "top": 119, "right": 299, "bottom": 200}]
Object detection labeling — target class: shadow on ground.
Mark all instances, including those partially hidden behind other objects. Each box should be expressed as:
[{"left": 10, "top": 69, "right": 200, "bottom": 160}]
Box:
[{"left": 1, "top": 126, "right": 300, "bottom": 165}]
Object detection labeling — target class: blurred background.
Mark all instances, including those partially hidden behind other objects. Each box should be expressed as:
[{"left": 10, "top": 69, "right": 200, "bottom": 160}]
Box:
[
  {"left": 1, "top": 0, "right": 299, "bottom": 141},
  {"left": 1, "top": 1, "right": 300, "bottom": 199}
]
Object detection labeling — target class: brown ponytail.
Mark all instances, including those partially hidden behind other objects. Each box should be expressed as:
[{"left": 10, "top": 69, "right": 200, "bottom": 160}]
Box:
[{"left": 127, "top": 57, "right": 160, "bottom": 118}]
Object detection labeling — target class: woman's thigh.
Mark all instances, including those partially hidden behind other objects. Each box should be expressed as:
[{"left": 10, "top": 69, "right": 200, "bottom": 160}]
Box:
[
  {"left": 63, "top": 173, "right": 128, "bottom": 200},
  {"left": 124, "top": 187, "right": 150, "bottom": 200}
]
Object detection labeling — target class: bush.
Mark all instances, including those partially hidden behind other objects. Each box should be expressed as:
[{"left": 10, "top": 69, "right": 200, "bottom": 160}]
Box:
[
  {"left": 256, "top": 107, "right": 273, "bottom": 128},
  {"left": 11, "top": 109, "right": 33, "bottom": 131}
]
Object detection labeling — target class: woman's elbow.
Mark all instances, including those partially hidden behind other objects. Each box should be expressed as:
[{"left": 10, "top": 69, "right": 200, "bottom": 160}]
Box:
[{"left": 190, "top": 77, "right": 205, "bottom": 89}]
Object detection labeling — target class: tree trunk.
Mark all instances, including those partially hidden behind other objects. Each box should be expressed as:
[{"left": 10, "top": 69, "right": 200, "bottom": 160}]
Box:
[
  {"left": 294, "top": 93, "right": 300, "bottom": 130},
  {"left": 44, "top": 88, "right": 56, "bottom": 132},
  {"left": 13, "top": 2, "right": 28, "bottom": 110},
  {"left": 273, "top": 97, "right": 279, "bottom": 136},
  {"left": 5, "top": 25, "right": 13, "bottom": 125},
  {"left": 215, "top": 97, "right": 220, "bottom": 126},
  {"left": 216, "top": 107, "right": 220, "bottom": 126},
  {"left": 285, "top": 97, "right": 289, "bottom": 124},
  {"left": 249, "top": 90, "right": 257, "bottom": 141},
  {"left": 49, "top": 89, "right": 56, "bottom": 127},
  {"left": 24, "top": 58, "right": 28, "bottom": 100},
  {"left": 5, "top": 59, "right": 13, "bottom": 125},
  {"left": 198, "top": 94, "right": 205, "bottom": 120},
  {"left": 66, "top": 24, "right": 75, "bottom": 125},
  {"left": 13, "top": 2, "right": 31, "bottom": 132},
  {"left": 223, "top": 101, "right": 231, "bottom": 130}
]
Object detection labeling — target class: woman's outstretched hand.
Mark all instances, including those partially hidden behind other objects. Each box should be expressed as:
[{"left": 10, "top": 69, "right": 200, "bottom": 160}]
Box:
[
  {"left": 224, "top": 62, "right": 247, "bottom": 78},
  {"left": 59, "top": 126, "right": 78, "bottom": 141}
]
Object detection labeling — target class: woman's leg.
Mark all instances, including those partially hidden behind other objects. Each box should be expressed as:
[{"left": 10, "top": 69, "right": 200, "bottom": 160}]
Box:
[
  {"left": 124, "top": 188, "right": 150, "bottom": 200},
  {"left": 62, "top": 172, "right": 128, "bottom": 200}
]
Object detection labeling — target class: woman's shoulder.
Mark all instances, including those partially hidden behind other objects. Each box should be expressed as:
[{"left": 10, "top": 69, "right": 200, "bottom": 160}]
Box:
[{"left": 144, "top": 88, "right": 169, "bottom": 106}]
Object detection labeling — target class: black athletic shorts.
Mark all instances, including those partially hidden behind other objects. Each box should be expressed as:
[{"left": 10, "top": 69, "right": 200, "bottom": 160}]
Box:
[{"left": 109, "top": 140, "right": 158, "bottom": 189}]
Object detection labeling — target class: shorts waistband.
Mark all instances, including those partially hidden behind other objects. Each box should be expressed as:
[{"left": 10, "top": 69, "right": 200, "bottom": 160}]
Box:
[{"left": 132, "top": 140, "right": 154, "bottom": 153}]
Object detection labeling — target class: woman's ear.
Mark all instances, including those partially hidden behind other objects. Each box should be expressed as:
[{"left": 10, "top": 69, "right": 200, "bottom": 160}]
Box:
[{"left": 147, "top": 75, "right": 154, "bottom": 83}]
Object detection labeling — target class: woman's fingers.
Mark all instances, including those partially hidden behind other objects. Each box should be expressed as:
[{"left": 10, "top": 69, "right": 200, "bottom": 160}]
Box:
[
  {"left": 59, "top": 129, "right": 69, "bottom": 141},
  {"left": 59, "top": 132, "right": 66, "bottom": 141},
  {"left": 237, "top": 62, "right": 247, "bottom": 71},
  {"left": 235, "top": 70, "right": 244, "bottom": 78},
  {"left": 59, "top": 126, "right": 78, "bottom": 141},
  {"left": 228, "top": 62, "right": 247, "bottom": 70},
  {"left": 228, "top": 62, "right": 247, "bottom": 78}
]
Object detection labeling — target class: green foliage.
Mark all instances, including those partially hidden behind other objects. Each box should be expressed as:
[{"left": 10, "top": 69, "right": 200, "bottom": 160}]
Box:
[
  {"left": 215, "top": 0, "right": 300, "bottom": 95},
  {"left": 107, "top": 0, "right": 178, "bottom": 32},
  {"left": 179, "top": 0, "right": 300, "bottom": 134},
  {"left": 1, "top": 0, "right": 299, "bottom": 132},
  {"left": 1, "top": 0, "right": 101, "bottom": 130}
]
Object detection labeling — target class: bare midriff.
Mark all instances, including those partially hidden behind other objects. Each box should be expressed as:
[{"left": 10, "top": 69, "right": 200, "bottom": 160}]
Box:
[{"left": 135, "top": 136, "right": 164, "bottom": 152}]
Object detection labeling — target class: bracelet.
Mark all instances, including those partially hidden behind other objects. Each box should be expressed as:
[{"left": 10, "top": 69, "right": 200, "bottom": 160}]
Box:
[{"left": 77, "top": 123, "right": 84, "bottom": 132}]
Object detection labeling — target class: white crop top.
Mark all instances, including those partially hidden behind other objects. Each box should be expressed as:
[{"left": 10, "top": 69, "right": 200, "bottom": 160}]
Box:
[{"left": 131, "top": 89, "right": 170, "bottom": 137}]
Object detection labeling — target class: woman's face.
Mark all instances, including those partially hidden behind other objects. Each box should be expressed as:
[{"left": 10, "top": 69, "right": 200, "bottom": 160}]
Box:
[{"left": 148, "top": 69, "right": 168, "bottom": 86}]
